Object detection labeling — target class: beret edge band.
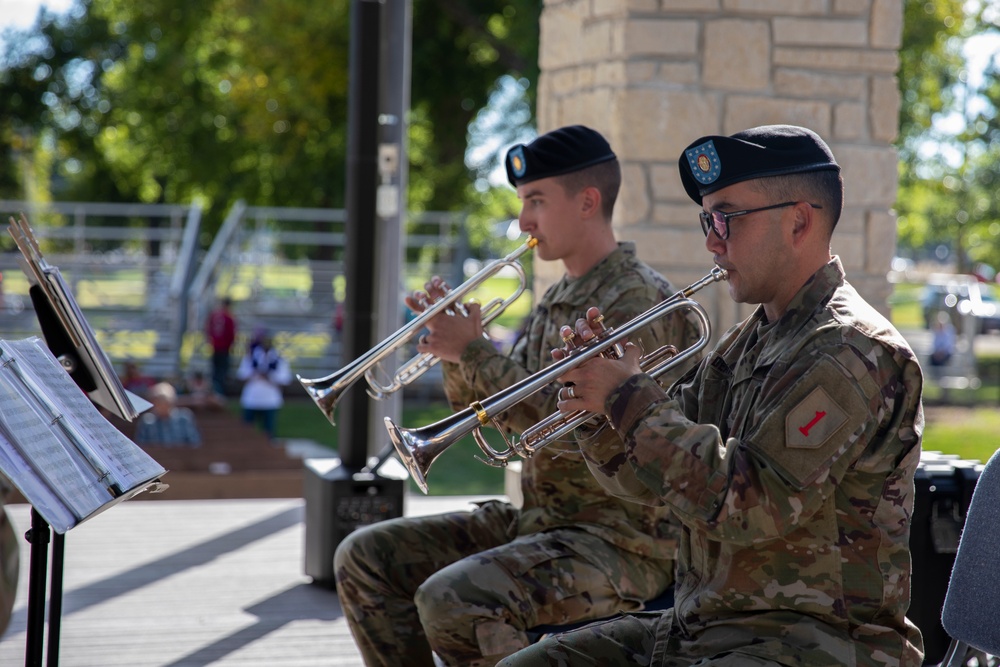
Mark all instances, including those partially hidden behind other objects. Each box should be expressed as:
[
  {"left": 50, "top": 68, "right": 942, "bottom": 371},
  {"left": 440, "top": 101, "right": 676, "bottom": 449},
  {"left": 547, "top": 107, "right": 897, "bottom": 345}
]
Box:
[
  {"left": 688, "top": 162, "right": 841, "bottom": 203},
  {"left": 510, "top": 152, "right": 617, "bottom": 186}
]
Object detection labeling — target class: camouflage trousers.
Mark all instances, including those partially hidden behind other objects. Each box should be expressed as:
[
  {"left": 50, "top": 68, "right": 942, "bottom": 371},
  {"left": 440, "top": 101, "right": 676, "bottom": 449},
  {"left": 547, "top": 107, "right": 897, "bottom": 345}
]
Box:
[
  {"left": 500, "top": 609, "right": 856, "bottom": 667},
  {"left": 333, "top": 500, "right": 673, "bottom": 667}
]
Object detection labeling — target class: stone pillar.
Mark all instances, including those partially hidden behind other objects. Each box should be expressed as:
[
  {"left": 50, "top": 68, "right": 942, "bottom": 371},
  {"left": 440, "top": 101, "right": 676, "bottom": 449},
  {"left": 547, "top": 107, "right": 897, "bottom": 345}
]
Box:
[{"left": 533, "top": 0, "right": 902, "bottom": 334}]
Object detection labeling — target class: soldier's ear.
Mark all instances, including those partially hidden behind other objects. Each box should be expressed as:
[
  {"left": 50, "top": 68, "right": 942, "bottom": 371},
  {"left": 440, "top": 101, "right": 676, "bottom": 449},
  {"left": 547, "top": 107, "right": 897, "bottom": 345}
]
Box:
[{"left": 579, "top": 186, "right": 601, "bottom": 220}]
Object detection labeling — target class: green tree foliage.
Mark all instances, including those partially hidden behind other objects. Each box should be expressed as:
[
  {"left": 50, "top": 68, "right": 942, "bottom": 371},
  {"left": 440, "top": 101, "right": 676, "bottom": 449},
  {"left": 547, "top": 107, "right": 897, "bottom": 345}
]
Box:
[
  {"left": 0, "top": 4, "right": 125, "bottom": 204},
  {"left": 0, "top": 0, "right": 540, "bottom": 253},
  {"left": 962, "top": 10, "right": 1000, "bottom": 272},
  {"left": 898, "top": 0, "right": 968, "bottom": 153},
  {"left": 895, "top": 0, "right": 1000, "bottom": 273},
  {"left": 895, "top": 0, "right": 971, "bottom": 257}
]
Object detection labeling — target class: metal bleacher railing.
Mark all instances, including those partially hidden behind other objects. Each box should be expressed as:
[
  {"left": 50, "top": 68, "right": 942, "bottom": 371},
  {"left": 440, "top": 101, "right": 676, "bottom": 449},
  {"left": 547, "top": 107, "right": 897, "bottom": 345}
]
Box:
[
  {"left": 0, "top": 199, "right": 470, "bottom": 391},
  {"left": 0, "top": 200, "right": 202, "bottom": 380}
]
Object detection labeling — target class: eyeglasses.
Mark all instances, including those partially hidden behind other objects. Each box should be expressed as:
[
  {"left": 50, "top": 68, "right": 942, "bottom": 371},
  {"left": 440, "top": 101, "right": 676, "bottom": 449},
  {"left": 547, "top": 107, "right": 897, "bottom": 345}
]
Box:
[{"left": 699, "top": 201, "right": 823, "bottom": 240}]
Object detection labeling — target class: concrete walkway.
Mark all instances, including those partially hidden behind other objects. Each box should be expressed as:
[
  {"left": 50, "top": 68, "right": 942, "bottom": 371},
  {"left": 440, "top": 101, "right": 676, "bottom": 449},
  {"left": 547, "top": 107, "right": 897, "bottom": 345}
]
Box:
[{"left": 0, "top": 495, "right": 500, "bottom": 666}]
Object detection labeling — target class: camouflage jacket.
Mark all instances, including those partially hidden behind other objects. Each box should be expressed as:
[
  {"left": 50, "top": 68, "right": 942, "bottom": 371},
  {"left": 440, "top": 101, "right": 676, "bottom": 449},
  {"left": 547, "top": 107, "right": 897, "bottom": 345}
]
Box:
[
  {"left": 441, "top": 242, "right": 704, "bottom": 559},
  {"left": 585, "top": 257, "right": 925, "bottom": 666}
]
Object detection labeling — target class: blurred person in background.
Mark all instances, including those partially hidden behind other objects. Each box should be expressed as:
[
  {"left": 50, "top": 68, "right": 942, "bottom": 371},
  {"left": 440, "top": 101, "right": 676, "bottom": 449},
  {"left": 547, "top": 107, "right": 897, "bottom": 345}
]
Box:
[
  {"left": 236, "top": 330, "right": 291, "bottom": 441},
  {"left": 179, "top": 369, "right": 226, "bottom": 410},
  {"left": 120, "top": 360, "right": 156, "bottom": 399},
  {"left": 205, "top": 297, "right": 237, "bottom": 396},
  {"left": 930, "top": 311, "right": 956, "bottom": 368},
  {"left": 134, "top": 381, "right": 202, "bottom": 447}
]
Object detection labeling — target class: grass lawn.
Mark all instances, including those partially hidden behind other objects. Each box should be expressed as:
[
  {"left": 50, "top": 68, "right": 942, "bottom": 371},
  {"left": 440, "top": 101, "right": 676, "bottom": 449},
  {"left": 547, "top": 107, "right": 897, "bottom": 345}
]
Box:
[
  {"left": 923, "top": 406, "right": 1000, "bottom": 464},
  {"left": 888, "top": 281, "right": 924, "bottom": 330}
]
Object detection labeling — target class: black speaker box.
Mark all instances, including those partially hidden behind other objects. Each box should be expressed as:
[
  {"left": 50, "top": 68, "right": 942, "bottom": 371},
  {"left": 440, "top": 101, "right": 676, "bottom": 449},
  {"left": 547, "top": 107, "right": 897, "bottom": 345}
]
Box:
[
  {"left": 303, "top": 458, "right": 406, "bottom": 587},
  {"left": 909, "top": 451, "right": 983, "bottom": 665}
]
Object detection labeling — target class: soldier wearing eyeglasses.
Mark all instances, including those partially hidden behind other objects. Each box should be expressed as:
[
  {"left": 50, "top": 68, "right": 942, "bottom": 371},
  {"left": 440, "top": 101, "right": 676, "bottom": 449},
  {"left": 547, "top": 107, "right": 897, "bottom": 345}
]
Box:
[{"left": 502, "top": 125, "right": 925, "bottom": 667}]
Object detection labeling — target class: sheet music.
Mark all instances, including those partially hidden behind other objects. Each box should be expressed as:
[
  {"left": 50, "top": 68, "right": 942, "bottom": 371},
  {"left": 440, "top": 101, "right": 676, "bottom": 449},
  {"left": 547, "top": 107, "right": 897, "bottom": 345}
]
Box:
[
  {"left": 0, "top": 367, "right": 113, "bottom": 527},
  {"left": 7, "top": 338, "right": 165, "bottom": 492},
  {"left": 0, "top": 437, "right": 77, "bottom": 533},
  {"left": 0, "top": 337, "right": 166, "bottom": 532}
]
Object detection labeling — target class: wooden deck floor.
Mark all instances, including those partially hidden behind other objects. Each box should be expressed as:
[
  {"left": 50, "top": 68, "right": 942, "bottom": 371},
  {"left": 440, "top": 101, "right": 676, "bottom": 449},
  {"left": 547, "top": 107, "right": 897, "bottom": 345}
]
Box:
[{"left": 0, "top": 494, "right": 501, "bottom": 666}]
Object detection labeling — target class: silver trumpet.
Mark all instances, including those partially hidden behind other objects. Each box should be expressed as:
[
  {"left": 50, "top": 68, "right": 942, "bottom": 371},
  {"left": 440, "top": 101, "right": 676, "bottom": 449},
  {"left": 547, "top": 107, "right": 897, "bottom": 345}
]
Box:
[
  {"left": 298, "top": 236, "right": 538, "bottom": 425},
  {"left": 386, "top": 267, "right": 728, "bottom": 493}
]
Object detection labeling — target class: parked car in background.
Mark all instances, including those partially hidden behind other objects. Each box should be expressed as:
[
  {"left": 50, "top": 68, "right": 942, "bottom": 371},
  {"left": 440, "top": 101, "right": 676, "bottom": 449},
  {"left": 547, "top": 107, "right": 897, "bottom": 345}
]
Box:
[
  {"left": 977, "top": 284, "right": 1000, "bottom": 332},
  {"left": 922, "top": 273, "right": 1000, "bottom": 334}
]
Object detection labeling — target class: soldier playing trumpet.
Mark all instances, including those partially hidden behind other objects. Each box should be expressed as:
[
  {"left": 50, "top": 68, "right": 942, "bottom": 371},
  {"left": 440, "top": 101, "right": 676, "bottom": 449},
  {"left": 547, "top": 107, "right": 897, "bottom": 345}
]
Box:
[
  {"left": 334, "top": 125, "right": 704, "bottom": 666},
  {"left": 502, "top": 125, "right": 925, "bottom": 667}
]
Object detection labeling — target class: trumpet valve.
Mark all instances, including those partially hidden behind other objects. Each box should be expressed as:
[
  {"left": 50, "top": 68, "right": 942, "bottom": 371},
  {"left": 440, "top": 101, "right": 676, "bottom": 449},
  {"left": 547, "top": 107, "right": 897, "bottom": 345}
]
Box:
[
  {"left": 602, "top": 342, "right": 626, "bottom": 359},
  {"left": 561, "top": 326, "right": 577, "bottom": 350}
]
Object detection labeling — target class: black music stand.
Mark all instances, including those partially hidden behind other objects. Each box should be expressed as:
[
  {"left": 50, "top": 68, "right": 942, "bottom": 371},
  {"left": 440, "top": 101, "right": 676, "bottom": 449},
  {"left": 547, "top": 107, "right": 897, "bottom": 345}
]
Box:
[
  {"left": 4, "top": 214, "right": 159, "bottom": 667},
  {"left": 0, "top": 338, "right": 164, "bottom": 667},
  {"left": 21, "top": 287, "right": 86, "bottom": 667}
]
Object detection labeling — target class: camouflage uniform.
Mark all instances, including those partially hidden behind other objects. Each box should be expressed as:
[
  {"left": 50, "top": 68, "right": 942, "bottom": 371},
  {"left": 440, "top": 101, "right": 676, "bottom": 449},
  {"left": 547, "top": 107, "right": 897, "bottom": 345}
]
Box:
[
  {"left": 502, "top": 258, "right": 925, "bottom": 667},
  {"left": 335, "top": 242, "right": 704, "bottom": 667}
]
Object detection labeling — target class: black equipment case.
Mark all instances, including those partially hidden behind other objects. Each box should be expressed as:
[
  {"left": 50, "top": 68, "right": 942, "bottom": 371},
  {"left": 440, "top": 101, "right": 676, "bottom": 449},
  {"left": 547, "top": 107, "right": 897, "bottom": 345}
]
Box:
[
  {"left": 303, "top": 458, "right": 406, "bottom": 587},
  {"left": 908, "top": 451, "right": 984, "bottom": 665}
]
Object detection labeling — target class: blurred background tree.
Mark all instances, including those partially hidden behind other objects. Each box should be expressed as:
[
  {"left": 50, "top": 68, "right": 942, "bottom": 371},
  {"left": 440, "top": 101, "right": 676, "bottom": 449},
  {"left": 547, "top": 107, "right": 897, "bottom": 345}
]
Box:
[
  {"left": 10, "top": 0, "right": 1000, "bottom": 276},
  {"left": 0, "top": 0, "right": 539, "bottom": 256},
  {"left": 895, "top": 0, "right": 1000, "bottom": 274}
]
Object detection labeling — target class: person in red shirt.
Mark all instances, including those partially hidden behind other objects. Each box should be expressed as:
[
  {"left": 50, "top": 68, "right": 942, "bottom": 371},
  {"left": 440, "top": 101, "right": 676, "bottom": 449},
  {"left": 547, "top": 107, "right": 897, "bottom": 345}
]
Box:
[{"left": 205, "top": 297, "right": 237, "bottom": 396}]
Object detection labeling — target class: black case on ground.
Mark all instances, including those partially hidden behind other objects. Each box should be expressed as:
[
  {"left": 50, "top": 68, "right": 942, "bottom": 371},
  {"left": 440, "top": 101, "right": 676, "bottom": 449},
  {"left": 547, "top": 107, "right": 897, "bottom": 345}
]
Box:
[
  {"left": 302, "top": 458, "right": 406, "bottom": 587},
  {"left": 908, "top": 451, "right": 983, "bottom": 665}
]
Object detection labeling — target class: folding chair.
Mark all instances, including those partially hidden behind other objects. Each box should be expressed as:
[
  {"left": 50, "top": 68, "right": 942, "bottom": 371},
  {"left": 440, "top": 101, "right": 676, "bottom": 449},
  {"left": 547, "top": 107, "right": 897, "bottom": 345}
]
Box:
[{"left": 934, "top": 448, "right": 1000, "bottom": 667}]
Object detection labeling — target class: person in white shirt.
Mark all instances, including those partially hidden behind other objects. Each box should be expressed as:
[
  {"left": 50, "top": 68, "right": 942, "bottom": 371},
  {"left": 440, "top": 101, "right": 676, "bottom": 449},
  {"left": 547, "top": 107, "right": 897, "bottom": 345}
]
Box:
[{"left": 236, "top": 331, "right": 292, "bottom": 441}]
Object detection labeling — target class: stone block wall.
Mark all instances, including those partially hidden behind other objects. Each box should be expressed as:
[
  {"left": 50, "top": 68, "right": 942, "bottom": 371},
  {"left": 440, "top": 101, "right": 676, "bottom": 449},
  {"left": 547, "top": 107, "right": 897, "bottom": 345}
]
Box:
[{"left": 532, "top": 0, "right": 902, "bottom": 334}]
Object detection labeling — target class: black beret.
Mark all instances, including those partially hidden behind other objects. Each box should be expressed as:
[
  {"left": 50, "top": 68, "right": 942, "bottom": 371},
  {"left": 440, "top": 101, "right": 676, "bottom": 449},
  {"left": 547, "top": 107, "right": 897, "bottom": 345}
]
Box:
[
  {"left": 678, "top": 124, "right": 840, "bottom": 205},
  {"left": 506, "top": 125, "right": 616, "bottom": 187}
]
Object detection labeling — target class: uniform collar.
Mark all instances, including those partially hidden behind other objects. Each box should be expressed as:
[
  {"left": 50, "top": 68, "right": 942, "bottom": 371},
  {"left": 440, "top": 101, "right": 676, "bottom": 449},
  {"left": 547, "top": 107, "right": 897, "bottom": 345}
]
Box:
[
  {"left": 547, "top": 242, "right": 636, "bottom": 305},
  {"left": 747, "top": 256, "right": 846, "bottom": 340}
]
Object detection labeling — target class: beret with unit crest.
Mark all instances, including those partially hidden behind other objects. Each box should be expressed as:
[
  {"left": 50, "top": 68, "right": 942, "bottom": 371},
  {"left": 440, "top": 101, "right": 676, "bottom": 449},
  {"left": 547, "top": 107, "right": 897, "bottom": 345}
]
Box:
[
  {"left": 506, "top": 125, "right": 616, "bottom": 187},
  {"left": 679, "top": 125, "right": 840, "bottom": 205}
]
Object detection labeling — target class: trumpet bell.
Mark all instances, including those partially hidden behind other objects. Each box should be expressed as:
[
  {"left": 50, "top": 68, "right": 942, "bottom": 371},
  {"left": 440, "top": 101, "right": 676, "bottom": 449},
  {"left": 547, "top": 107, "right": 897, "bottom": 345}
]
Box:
[
  {"left": 385, "top": 415, "right": 466, "bottom": 494},
  {"left": 297, "top": 372, "right": 347, "bottom": 426},
  {"left": 297, "top": 234, "right": 537, "bottom": 427}
]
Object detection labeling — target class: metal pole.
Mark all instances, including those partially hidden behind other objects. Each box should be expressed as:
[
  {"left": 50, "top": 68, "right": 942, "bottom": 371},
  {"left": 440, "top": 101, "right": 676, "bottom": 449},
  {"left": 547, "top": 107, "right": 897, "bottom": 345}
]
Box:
[
  {"left": 46, "top": 533, "right": 65, "bottom": 667},
  {"left": 339, "top": 0, "right": 383, "bottom": 470},
  {"left": 24, "top": 508, "right": 50, "bottom": 667},
  {"left": 367, "top": 0, "right": 411, "bottom": 467}
]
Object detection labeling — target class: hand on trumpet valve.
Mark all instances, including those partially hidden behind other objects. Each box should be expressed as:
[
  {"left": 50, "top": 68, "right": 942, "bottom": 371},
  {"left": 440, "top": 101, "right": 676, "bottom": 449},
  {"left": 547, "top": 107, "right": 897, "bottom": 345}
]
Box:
[
  {"left": 404, "top": 276, "right": 449, "bottom": 314},
  {"left": 413, "top": 299, "right": 484, "bottom": 364},
  {"left": 554, "top": 306, "right": 644, "bottom": 415},
  {"left": 553, "top": 307, "right": 604, "bottom": 359}
]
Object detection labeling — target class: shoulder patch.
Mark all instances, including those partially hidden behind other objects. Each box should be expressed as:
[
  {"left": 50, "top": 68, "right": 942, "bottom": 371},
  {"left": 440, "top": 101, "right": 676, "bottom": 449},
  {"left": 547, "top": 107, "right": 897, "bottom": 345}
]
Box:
[
  {"left": 785, "top": 386, "right": 848, "bottom": 449},
  {"left": 746, "top": 356, "right": 872, "bottom": 489}
]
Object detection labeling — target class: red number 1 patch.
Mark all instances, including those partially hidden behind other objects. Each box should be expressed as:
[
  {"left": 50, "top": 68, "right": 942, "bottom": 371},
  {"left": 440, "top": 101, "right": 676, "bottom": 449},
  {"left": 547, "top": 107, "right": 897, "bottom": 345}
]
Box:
[{"left": 786, "top": 387, "right": 847, "bottom": 449}]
